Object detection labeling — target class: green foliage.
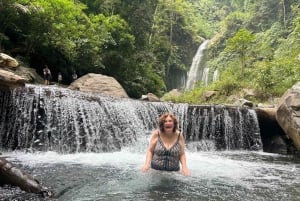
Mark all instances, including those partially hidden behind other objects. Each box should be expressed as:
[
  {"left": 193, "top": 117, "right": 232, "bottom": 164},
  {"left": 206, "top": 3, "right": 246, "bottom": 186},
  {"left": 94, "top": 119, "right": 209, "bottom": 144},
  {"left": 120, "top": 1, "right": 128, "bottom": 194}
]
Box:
[
  {"left": 2, "top": 0, "right": 300, "bottom": 102},
  {"left": 165, "top": 0, "right": 300, "bottom": 105},
  {"left": 121, "top": 51, "right": 166, "bottom": 98},
  {"left": 82, "top": 0, "right": 121, "bottom": 16},
  {"left": 222, "top": 11, "right": 252, "bottom": 34},
  {"left": 174, "top": 0, "right": 214, "bottom": 39},
  {"left": 274, "top": 11, "right": 300, "bottom": 59},
  {"left": 29, "top": 0, "right": 89, "bottom": 60},
  {"left": 252, "top": 61, "right": 276, "bottom": 93},
  {"left": 163, "top": 88, "right": 204, "bottom": 104},
  {"left": 253, "top": 22, "right": 285, "bottom": 62},
  {"left": 95, "top": 14, "right": 135, "bottom": 73},
  {"left": 147, "top": 0, "right": 214, "bottom": 89},
  {"left": 254, "top": 57, "right": 300, "bottom": 96},
  {"left": 225, "top": 28, "right": 256, "bottom": 69},
  {"left": 210, "top": 68, "right": 242, "bottom": 96},
  {"left": 248, "top": 0, "right": 282, "bottom": 31}
]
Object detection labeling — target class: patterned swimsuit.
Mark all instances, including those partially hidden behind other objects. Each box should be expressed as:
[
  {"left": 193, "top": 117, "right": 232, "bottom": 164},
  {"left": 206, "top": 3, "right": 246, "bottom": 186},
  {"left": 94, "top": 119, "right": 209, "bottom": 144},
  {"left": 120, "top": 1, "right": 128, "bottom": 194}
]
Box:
[{"left": 151, "top": 132, "right": 181, "bottom": 171}]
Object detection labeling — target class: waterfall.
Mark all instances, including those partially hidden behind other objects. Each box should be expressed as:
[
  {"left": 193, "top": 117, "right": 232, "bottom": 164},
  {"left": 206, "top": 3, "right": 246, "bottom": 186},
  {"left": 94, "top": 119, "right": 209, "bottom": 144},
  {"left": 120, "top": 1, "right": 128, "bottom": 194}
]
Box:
[
  {"left": 213, "top": 69, "right": 219, "bottom": 82},
  {"left": 0, "top": 85, "right": 262, "bottom": 153},
  {"left": 202, "top": 67, "right": 210, "bottom": 86},
  {"left": 185, "top": 105, "right": 261, "bottom": 151},
  {"left": 185, "top": 40, "right": 210, "bottom": 90}
]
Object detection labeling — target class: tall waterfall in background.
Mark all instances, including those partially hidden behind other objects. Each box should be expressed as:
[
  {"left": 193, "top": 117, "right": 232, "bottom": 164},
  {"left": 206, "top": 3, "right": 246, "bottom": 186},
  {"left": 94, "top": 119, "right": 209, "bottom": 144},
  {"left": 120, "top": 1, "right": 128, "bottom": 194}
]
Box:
[
  {"left": 213, "top": 69, "right": 219, "bottom": 82},
  {"left": 0, "top": 85, "right": 262, "bottom": 153},
  {"left": 202, "top": 67, "right": 210, "bottom": 86},
  {"left": 185, "top": 40, "right": 210, "bottom": 90}
]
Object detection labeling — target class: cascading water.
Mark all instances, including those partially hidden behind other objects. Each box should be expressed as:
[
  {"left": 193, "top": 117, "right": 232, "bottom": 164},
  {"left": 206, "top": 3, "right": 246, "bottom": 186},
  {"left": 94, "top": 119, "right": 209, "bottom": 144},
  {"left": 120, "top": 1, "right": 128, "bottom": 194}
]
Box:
[
  {"left": 0, "top": 85, "right": 187, "bottom": 153},
  {"left": 185, "top": 105, "right": 261, "bottom": 151},
  {"left": 0, "top": 85, "right": 300, "bottom": 201},
  {"left": 213, "top": 69, "right": 219, "bottom": 82},
  {"left": 0, "top": 84, "right": 260, "bottom": 153},
  {"left": 202, "top": 67, "right": 210, "bottom": 86},
  {"left": 185, "top": 40, "right": 210, "bottom": 90}
]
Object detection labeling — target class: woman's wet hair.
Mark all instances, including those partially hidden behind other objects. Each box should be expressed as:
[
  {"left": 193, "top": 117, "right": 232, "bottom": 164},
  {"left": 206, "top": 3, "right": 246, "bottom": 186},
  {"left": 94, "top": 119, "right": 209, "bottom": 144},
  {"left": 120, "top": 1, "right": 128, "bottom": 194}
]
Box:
[{"left": 158, "top": 113, "right": 178, "bottom": 133}]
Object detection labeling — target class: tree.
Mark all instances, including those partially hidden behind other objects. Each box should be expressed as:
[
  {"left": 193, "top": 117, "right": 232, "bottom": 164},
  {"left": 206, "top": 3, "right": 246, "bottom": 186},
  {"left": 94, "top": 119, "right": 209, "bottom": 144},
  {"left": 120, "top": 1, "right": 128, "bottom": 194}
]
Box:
[
  {"left": 0, "top": 0, "right": 34, "bottom": 52},
  {"left": 225, "top": 28, "right": 255, "bottom": 77}
]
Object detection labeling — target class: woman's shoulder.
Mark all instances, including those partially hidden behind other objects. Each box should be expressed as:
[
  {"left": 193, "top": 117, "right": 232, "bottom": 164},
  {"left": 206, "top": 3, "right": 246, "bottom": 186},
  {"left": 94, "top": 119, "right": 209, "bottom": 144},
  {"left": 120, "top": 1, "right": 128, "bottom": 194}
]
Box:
[
  {"left": 175, "top": 130, "right": 182, "bottom": 135},
  {"left": 149, "top": 129, "right": 159, "bottom": 145},
  {"left": 177, "top": 130, "right": 185, "bottom": 140},
  {"left": 151, "top": 129, "right": 160, "bottom": 137}
]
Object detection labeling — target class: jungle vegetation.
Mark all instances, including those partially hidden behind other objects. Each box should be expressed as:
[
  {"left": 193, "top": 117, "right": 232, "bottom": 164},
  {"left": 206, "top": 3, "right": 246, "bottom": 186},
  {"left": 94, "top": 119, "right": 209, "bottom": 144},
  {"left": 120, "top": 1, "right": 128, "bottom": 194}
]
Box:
[{"left": 0, "top": 0, "right": 300, "bottom": 103}]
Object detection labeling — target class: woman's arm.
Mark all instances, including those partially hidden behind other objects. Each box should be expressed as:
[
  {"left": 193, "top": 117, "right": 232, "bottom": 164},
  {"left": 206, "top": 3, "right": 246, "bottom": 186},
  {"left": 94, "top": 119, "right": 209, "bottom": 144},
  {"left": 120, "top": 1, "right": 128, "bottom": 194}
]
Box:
[
  {"left": 179, "top": 133, "right": 191, "bottom": 176},
  {"left": 141, "top": 130, "right": 158, "bottom": 172}
]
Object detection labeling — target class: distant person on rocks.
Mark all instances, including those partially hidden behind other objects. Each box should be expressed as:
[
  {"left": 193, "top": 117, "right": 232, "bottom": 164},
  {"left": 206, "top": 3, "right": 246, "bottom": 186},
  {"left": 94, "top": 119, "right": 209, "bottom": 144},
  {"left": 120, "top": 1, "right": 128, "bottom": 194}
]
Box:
[
  {"left": 43, "top": 65, "right": 51, "bottom": 85},
  {"left": 72, "top": 71, "right": 77, "bottom": 81},
  {"left": 58, "top": 72, "right": 62, "bottom": 85},
  {"left": 141, "top": 112, "right": 190, "bottom": 176}
]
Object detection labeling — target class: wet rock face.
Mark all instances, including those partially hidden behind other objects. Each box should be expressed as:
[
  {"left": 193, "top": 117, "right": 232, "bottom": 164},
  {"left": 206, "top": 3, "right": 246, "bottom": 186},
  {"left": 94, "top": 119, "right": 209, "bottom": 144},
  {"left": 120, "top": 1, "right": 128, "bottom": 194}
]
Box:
[
  {"left": 255, "top": 108, "right": 293, "bottom": 154},
  {"left": 276, "top": 82, "right": 300, "bottom": 151}
]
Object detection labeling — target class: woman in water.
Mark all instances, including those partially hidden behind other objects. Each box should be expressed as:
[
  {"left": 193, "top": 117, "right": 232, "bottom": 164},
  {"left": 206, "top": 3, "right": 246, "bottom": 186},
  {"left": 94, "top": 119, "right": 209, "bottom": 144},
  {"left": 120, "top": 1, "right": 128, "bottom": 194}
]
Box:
[{"left": 142, "top": 113, "right": 190, "bottom": 176}]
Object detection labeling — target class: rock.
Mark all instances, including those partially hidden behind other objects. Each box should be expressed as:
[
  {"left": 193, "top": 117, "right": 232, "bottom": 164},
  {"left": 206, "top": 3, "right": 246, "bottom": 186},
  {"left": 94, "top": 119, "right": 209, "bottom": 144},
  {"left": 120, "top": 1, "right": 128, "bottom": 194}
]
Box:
[
  {"left": 0, "top": 69, "right": 25, "bottom": 90},
  {"left": 161, "top": 89, "right": 182, "bottom": 101},
  {"left": 233, "top": 98, "right": 254, "bottom": 108},
  {"left": 0, "top": 53, "right": 19, "bottom": 68},
  {"left": 242, "top": 88, "right": 256, "bottom": 98},
  {"left": 276, "top": 82, "right": 300, "bottom": 151},
  {"left": 68, "top": 73, "right": 128, "bottom": 98},
  {"left": 147, "top": 93, "right": 160, "bottom": 101},
  {"left": 141, "top": 95, "right": 148, "bottom": 100},
  {"left": 255, "top": 108, "right": 291, "bottom": 154},
  {"left": 257, "top": 103, "right": 275, "bottom": 108},
  {"left": 0, "top": 53, "right": 27, "bottom": 90},
  {"left": 14, "top": 66, "right": 44, "bottom": 84},
  {"left": 140, "top": 93, "right": 160, "bottom": 102},
  {"left": 203, "top": 90, "right": 217, "bottom": 101}
]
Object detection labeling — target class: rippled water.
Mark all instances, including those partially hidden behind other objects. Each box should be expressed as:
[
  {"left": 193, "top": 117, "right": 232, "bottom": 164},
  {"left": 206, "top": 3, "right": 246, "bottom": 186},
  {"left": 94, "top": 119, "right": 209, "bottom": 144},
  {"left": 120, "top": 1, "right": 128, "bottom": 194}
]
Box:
[{"left": 1, "top": 149, "right": 300, "bottom": 201}]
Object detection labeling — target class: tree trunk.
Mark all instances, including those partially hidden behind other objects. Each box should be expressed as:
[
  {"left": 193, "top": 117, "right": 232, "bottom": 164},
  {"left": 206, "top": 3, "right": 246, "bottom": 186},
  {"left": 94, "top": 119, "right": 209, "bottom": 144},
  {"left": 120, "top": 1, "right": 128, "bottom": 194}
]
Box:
[
  {"left": 0, "top": 157, "right": 52, "bottom": 197},
  {"left": 148, "top": 2, "right": 160, "bottom": 45},
  {"left": 282, "top": 0, "right": 287, "bottom": 29}
]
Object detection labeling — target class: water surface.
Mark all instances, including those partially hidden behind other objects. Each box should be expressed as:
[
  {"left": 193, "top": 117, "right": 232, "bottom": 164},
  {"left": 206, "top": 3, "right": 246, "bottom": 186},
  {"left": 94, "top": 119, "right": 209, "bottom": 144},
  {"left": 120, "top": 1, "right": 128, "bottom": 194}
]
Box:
[{"left": 1, "top": 149, "right": 299, "bottom": 201}]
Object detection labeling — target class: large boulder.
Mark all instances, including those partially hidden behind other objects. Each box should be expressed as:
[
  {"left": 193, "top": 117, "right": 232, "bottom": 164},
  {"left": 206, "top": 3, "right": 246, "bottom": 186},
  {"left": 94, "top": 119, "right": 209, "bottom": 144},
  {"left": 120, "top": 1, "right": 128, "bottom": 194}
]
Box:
[
  {"left": 14, "top": 66, "right": 44, "bottom": 84},
  {"left": 0, "top": 53, "right": 18, "bottom": 68},
  {"left": 68, "top": 73, "right": 128, "bottom": 98},
  {"left": 276, "top": 82, "right": 300, "bottom": 151},
  {"left": 0, "top": 53, "right": 25, "bottom": 90},
  {"left": 0, "top": 69, "right": 25, "bottom": 90}
]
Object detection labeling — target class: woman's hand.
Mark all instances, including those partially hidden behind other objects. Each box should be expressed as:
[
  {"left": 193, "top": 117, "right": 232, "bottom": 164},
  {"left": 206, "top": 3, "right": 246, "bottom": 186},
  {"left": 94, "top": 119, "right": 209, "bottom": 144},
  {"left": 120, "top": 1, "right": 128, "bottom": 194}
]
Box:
[
  {"left": 181, "top": 167, "right": 191, "bottom": 176},
  {"left": 141, "top": 165, "right": 150, "bottom": 173}
]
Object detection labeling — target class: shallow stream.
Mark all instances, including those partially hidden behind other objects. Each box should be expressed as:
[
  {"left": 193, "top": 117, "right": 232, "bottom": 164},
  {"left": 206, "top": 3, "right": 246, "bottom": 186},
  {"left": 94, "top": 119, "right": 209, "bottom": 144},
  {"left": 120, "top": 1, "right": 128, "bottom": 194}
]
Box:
[{"left": 1, "top": 147, "right": 299, "bottom": 201}]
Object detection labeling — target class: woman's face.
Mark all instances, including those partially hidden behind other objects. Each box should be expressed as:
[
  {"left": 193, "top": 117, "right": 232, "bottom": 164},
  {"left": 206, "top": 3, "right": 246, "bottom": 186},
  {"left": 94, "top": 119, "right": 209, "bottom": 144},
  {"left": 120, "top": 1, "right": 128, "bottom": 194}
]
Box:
[{"left": 163, "top": 115, "right": 174, "bottom": 133}]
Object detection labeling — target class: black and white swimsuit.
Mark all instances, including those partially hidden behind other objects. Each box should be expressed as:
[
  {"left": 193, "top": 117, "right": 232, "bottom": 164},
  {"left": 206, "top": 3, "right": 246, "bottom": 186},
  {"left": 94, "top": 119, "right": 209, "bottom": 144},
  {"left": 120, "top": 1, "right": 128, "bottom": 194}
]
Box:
[{"left": 151, "top": 132, "right": 181, "bottom": 171}]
